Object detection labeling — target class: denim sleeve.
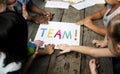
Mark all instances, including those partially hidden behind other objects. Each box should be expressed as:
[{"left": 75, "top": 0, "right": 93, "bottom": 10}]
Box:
[{"left": 14, "top": 0, "right": 29, "bottom": 13}]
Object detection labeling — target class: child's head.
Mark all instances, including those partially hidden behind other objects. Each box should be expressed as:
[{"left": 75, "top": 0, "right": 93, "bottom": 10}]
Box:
[
  {"left": 107, "top": 14, "right": 120, "bottom": 56},
  {"left": 7, "top": 0, "right": 16, "bottom": 5},
  {"left": 105, "top": 0, "right": 120, "bottom": 5},
  {"left": 0, "top": 11, "right": 28, "bottom": 65}
]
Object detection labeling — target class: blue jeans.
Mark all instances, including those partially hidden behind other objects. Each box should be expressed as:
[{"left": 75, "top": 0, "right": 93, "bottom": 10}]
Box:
[{"left": 7, "top": 70, "right": 20, "bottom": 74}]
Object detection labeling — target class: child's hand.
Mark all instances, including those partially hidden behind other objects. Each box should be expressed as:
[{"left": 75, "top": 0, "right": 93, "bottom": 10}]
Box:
[
  {"left": 76, "top": 19, "right": 85, "bottom": 26},
  {"left": 89, "top": 59, "right": 99, "bottom": 74},
  {"left": 44, "top": 44, "right": 55, "bottom": 55},
  {"left": 92, "top": 39, "right": 107, "bottom": 48},
  {"left": 57, "top": 44, "right": 71, "bottom": 54},
  {"left": 33, "top": 11, "right": 52, "bottom": 24},
  {"left": 44, "top": 12, "right": 52, "bottom": 21},
  {"left": 32, "top": 16, "right": 48, "bottom": 24},
  {"left": 76, "top": 17, "right": 93, "bottom": 27},
  {"left": 33, "top": 40, "right": 44, "bottom": 47}
]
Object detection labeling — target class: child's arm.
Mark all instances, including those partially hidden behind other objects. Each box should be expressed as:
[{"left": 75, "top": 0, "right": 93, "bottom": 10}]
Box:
[
  {"left": 22, "top": 40, "right": 43, "bottom": 74},
  {"left": 57, "top": 44, "right": 115, "bottom": 57},
  {"left": 21, "top": 46, "right": 39, "bottom": 74},
  {"left": 28, "top": 0, "right": 52, "bottom": 20},
  {"left": 86, "top": 6, "right": 107, "bottom": 20},
  {"left": 76, "top": 7, "right": 107, "bottom": 36},
  {"left": 22, "top": 4, "right": 48, "bottom": 24}
]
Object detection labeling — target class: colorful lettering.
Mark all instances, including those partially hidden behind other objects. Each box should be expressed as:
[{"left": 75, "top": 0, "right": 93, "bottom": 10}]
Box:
[
  {"left": 40, "top": 28, "right": 47, "bottom": 37},
  {"left": 62, "top": 31, "right": 72, "bottom": 39},
  {"left": 47, "top": 29, "right": 54, "bottom": 38},
  {"left": 74, "top": 29, "right": 77, "bottom": 40},
  {"left": 54, "top": 30, "right": 61, "bottom": 39},
  {"left": 40, "top": 28, "right": 77, "bottom": 40}
]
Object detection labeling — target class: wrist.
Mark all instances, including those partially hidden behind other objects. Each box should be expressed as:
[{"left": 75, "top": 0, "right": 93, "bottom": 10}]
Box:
[
  {"left": 31, "top": 54, "right": 36, "bottom": 59},
  {"left": 90, "top": 68, "right": 98, "bottom": 74},
  {"left": 86, "top": 16, "right": 92, "bottom": 19},
  {"left": 43, "top": 11, "right": 48, "bottom": 15},
  {"left": 69, "top": 46, "right": 75, "bottom": 52},
  {"left": 104, "top": 38, "right": 107, "bottom": 43},
  {"left": 86, "top": 15, "right": 94, "bottom": 21},
  {"left": 91, "top": 71, "right": 98, "bottom": 74},
  {"left": 26, "top": 16, "right": 32, "bottom": 21}
]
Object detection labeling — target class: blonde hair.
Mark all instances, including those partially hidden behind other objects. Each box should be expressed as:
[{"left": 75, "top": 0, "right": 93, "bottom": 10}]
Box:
[{"left": 107, "top": 14, "right": 120, "bottom": 56}]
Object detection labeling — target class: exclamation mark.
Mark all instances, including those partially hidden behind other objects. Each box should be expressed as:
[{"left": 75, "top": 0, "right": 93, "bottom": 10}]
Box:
[{"left": 74, "top": 29, "right": 77, "bottom": 40}]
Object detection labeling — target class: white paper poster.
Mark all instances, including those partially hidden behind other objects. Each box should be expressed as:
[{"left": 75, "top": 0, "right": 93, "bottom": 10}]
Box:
[{"left": 34, "top": 21, "right": 80, "bottom": 49}]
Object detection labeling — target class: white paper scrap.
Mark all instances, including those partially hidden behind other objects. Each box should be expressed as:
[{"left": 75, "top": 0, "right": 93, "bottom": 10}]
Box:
[
  {"left": 93, "top": 0, "right": 105, "bottom": 4},
  {"left": 72, "top": 0, "right": 95, "bottom": 10},
  {"left": 45, "top": 1, "right": 70, "bottom": 9},
  {"left": 63, "top": 0, "right": 83, "bottom": 4}
]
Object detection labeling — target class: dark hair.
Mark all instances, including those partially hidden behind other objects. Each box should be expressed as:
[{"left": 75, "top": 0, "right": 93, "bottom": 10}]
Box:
[
  {"left": 0, "top": 11, "right": 28, "bottom": 66},
  {"left": 0, "top": 0, "right": 6, "bottom": 5},
  {"left": 107, "top": 14, "right": 120, "bottom": 56}
]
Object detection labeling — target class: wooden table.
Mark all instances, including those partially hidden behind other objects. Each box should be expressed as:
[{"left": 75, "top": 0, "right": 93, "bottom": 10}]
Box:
[{"left": 27, "top": 0, "right": 114, "bottom": 74}]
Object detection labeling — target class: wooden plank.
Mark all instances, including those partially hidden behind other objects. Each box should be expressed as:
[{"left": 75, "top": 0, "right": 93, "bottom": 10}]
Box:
[
  {"left": 27, "top": 55, "right": 51, "bottom": 74},
  {"left": 28, "top": 0, "right": 65, "bottom": 74},
  {"left": 62, "top": 6, "right": 84, "bottom": 23},
  {"left": 80, "top": 4, "right": 114, "bottom": 74},
  {"left": 28, "top": 1, "right": 114, "bottom": 74},
  {"left": 80, "top": 5, "right": 104, "bottom": 74},
  {"left": 28, "top": 6, "right": 64, "bottom": 74},
  {"left": 32, "top": 0, "right": 64, "bottom": 22},
  {"left": 45, "top": 8, "right": 64, "bottom": 22},
  {"left": 27, "top": 1, "right": 51, "bottom": 74},
  {"left": 47, "top": 50, "right": 81, "bottom": 74},
  {"left": 28, "top": 22, "right": 36, "bottom": 38},
  {"left": 47, "top": 6, "right": 84, "bottom": 74}
]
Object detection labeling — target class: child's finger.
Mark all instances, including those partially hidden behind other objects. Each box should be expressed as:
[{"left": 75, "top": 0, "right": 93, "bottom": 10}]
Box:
[
  {"left": 52, "top": 44, "right": 55, "bottom": 48},
  {"left": 96, "top": 44, "right": 101, "bottom": 48},
  {"left": 59, "top": 51, "right": 66, "bottom": 54},
  {"left": 89, "top": 59, "right": 96, "bottom": 64},
  {"left": 95, "top": 61, "right": 100, "bottom": 68},
  {"left": 92, "top": 39, "right": 97, "bottom": 44}
]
